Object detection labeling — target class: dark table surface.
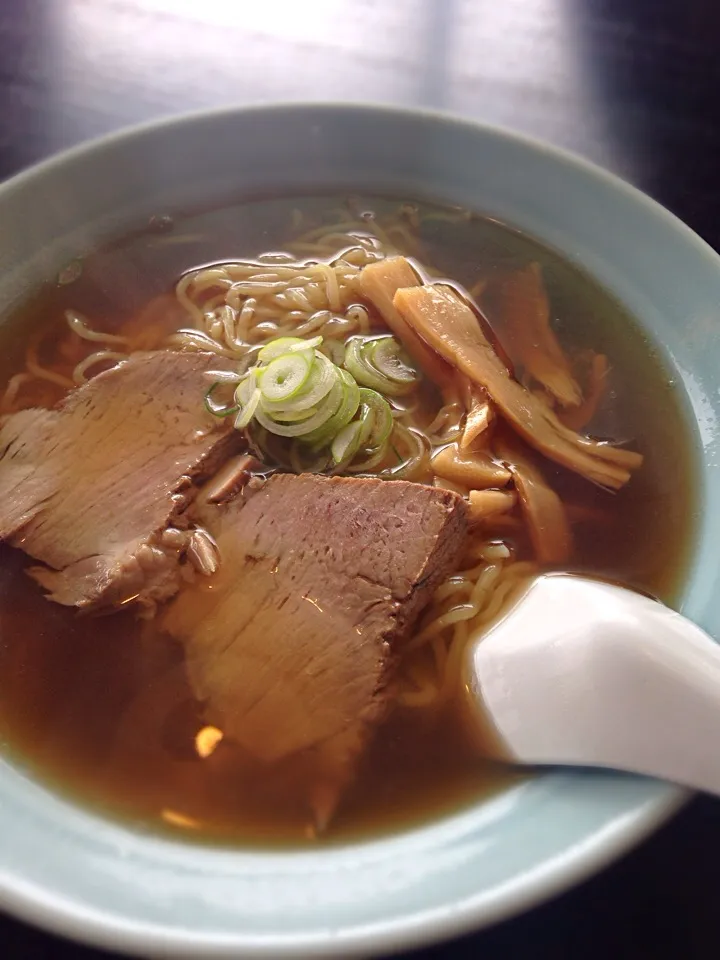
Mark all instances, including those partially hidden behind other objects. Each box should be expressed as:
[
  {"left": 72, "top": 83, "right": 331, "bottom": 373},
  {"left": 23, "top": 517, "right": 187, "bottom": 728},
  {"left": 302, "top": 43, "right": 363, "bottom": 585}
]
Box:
[{"left": 2, "top": 0, "right": 720, "bottom": 957}]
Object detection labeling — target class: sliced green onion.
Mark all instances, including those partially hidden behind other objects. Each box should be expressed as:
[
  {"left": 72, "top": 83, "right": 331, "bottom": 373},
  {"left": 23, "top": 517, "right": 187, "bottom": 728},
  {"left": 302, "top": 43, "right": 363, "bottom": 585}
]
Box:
[
  {"left": 380, "top": 424, "right": 429, "bottom": 480},
  {"left": 255, "top": 378, "right": 344, "bottom": 437},
  {"left": 332, "top": 394, "right": 391, "bottom": 468},
  {"left": 234, "top": 387, "right": 261, "bottom": 429},
  {"left": 305, "top": 369, "right": 360, "bottom": 449},
  {"left": 267, "top": 405, "right": 320, "bottom": 423},
  {"left": 260, "top": 352, "right": 311, "bottom": 403},
  {"left": 346, "top": 441, "right": 391, "bottom": 474},
  {"left": 343, "top": 337, "right": 417, "bottom": 396},
  {"left": 355, "top": 402, "right": 376, "bottom": 449},
  {"left": 358, "top": 388, "right": 393, "bottom": 447},
  {"left": 257, "top": 335, "right": 323, "bottom": 363},
  {"left": 204, "top": 381, "right": 240, "bottom": 418},
  {"left": 331, "top": 420, "right": 364, "bottom": 464},
  {"left": 219, "top": 333, "right": 415, "bottom": 474},
  {"left": 261, "top": 351, "right": 337, "bottom": 413},
  {"left": 343, "top": 338, "right": 382, "bottom": 390},
  {"left": 235, "top": 369, "right": 259, "bottom": 406},
  {"left": 369, "top": 337, "right": 418, "bottom": 385},
  {"left": 289, "top": 335, "right": 323, "bottom": 352}
]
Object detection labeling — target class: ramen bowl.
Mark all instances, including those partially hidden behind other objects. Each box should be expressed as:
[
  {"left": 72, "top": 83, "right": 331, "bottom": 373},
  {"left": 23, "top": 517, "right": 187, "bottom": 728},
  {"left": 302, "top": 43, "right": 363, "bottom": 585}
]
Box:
[{"left": 0, "top": 104, "right": 718, "bottom": 957}]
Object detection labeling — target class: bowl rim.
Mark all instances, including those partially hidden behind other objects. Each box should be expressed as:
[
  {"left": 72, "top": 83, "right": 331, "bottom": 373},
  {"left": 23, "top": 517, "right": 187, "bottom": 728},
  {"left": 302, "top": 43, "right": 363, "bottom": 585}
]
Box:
[
  {"left": 0, "top": 99, "right": 712, "bottom": 957},
  {"left": 0, "top": 788, "right": 688, "bottom": 959}
]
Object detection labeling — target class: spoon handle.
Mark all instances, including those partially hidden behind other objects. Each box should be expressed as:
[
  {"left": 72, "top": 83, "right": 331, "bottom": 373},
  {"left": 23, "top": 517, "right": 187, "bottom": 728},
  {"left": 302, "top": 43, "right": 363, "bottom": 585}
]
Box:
[{"left": 468, "top": 576, "right": 720, "bottom": 797}]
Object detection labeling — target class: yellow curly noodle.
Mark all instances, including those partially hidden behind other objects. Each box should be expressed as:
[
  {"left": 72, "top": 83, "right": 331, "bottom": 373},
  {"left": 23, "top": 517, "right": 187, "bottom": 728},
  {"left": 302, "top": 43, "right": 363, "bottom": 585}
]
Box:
[{"left": 398, "top": 552, "right": 537, "bottom": 709}]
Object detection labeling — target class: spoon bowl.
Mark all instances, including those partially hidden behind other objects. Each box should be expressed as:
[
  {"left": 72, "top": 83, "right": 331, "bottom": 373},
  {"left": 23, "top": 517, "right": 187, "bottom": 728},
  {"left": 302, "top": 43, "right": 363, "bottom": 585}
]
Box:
[{"left": 465, "top": 574, "right": 720, "bottom": 796}]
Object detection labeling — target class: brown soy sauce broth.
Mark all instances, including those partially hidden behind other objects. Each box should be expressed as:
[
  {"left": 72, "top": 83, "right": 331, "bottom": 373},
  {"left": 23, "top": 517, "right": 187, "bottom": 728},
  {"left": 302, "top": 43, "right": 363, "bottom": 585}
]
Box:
[{"left": 0, "top": 194, "right": 697, "bottom": 847}]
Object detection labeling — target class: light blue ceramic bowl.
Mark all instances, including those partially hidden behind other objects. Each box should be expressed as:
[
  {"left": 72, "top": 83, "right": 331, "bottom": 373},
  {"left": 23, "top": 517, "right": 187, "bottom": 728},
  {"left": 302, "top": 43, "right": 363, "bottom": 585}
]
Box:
[{"left": 0, "top": 104, "right": 718, "bottom": 958}]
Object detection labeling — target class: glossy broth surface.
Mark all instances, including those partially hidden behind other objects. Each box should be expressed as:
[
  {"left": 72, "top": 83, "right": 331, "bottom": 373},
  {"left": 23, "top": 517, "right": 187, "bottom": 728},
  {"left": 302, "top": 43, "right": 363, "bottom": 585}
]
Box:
[{"left": 0, "top": 195, "right": 697, "bottom": 846}]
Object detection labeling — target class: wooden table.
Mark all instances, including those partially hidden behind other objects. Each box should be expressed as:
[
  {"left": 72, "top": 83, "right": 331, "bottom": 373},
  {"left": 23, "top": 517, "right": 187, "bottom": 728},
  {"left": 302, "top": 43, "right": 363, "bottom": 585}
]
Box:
[{"left": 2, "top": 1, "right": 719, "bottom": 957}]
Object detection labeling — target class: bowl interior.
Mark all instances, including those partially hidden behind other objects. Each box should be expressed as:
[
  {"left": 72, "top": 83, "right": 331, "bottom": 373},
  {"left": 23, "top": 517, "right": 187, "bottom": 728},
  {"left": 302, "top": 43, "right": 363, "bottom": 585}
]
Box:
[{"left": 0, "top": 104, "right": 718, "bottom": 958}]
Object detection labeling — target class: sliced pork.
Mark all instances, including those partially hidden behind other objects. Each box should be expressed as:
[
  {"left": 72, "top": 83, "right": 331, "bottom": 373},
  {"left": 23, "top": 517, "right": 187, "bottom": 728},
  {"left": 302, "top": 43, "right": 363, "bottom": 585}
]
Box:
[
  {"left": 0, "top": 351, "right": 240, "bottom": 609},
  {"left": 163, "top": 473, "right": 467, "bottom": 827}
]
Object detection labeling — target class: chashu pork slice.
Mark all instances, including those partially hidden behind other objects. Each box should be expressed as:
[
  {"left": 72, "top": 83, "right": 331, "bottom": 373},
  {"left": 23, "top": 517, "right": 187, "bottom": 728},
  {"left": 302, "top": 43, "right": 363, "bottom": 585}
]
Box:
[
  {"left": 0, "top": 351, "right": 240, "bottom": 609},
  {"left": 163, "top": 473, "right": 467, "bottom": 827}
]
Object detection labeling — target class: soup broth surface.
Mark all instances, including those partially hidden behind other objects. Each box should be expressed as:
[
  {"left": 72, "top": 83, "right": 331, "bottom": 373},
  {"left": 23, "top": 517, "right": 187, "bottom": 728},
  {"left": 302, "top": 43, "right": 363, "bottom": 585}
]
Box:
[{"left": 0, "top": 195, "right": 697, "bottom": 846}]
